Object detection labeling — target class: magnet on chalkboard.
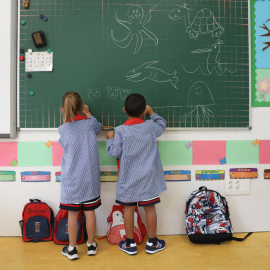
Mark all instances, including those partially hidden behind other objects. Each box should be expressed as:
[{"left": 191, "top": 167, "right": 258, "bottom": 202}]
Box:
[{"left": 31, "top": 31, "right": 47, "bottom": 48}]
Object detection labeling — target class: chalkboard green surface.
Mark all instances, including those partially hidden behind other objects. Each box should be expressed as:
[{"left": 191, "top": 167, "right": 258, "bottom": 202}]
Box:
[{"left": 19, "top": 0, "right": 249, "bottom": 128}]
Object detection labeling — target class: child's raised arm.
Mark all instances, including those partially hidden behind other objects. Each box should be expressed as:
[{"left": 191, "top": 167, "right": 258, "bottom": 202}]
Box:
[
  {"left": 83, "top": 104, "right": 102, "bottom": 135},
  {"left": 106, "top": 129, "right": 122, "bottom": 158},
  {"left": 146, "top": 105, "right": 166, "bottom": 137}
]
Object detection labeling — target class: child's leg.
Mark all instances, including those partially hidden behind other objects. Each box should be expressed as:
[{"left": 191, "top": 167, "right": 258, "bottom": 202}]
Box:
[
  {"left": 124, "top": 205, "right": 136, "bottom": 239},
  {"left": 143, "top": 205, "right": 157, "bottom": 238},
  {"left": 68, "top": 210, "right": 80, "bottom": 247},
  {"left": 83, "top": 210, "right": 96, "bottom": 244},
  {"left": 118, "top": 205, "right": 137, "bottom": 255},
  {"left": 143, "top": 201, "right": 166, "bottom": 254}
]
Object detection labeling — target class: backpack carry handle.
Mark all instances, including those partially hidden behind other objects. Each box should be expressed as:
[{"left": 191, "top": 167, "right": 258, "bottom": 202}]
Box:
[
  {"left": 199, "top": 186, "right": 207, "bottom": 191},
  {"left": 232, "top": 232, "right": 253, "bottom": 242},
  {"left": 29, "top": 199, "right": 41, "bottom": 202}
]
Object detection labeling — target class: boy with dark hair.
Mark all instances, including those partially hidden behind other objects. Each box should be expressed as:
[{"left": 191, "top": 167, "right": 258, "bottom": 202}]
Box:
[{"left": 106, "top": 93, "right": 167, "bottom": 255}]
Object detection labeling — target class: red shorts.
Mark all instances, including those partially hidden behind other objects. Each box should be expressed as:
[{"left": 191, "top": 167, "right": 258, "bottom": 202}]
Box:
[
  {"left": 116, "top": 196, "right": 160, "bottom": 207},
  {"left": 60, "top": 196, "right": 101, "bottom": 211}
]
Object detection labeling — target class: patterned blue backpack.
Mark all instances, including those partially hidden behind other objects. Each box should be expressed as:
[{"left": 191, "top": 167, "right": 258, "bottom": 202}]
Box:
[{"left": 185, "top": 186, "right": 252, "bottom": 244}]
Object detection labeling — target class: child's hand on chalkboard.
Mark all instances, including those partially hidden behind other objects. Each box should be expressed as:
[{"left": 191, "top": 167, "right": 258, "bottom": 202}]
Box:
[
  {"left": 106, "top": 131, "right": 114, "bottom": 140},
  {"left": 146, "top": 105, "right": 154, "bottom": 115},
  {"left": 82, "top": 104, "right": 91, "bottom": 116}
]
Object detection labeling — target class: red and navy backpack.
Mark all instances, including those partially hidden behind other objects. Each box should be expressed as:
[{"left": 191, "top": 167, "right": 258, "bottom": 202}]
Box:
[
  {"left": 19, "top": 199, "right": 54, "bottom": 242},
  {"left": 185, "top": 186, "right": 252, "bottom": 244},
  {"left": 52, "top": 209, "right": 87, "bottom": 245}
]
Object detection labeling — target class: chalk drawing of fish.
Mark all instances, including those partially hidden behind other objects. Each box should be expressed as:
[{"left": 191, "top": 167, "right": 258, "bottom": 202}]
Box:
[{"left": 126, "top": 61, "right": 178, "bottom": 89}]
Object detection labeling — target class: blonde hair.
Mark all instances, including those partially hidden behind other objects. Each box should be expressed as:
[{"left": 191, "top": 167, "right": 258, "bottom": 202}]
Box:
[{"left": 62, "top": 92, "right": 83, "bottom": 123}]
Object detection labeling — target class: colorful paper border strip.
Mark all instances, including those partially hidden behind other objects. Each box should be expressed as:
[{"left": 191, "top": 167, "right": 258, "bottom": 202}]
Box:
[
  {"left": 2, "top": 139, "right": 270, "bottom": 167},
  {"left": 0, "top": 171, "right": 16, "bottom": 182},
  {"left": 264, "top": 169, "right": 270, "bottom": 179},
  {"left": 229, "top": 168, "right": 258, "bottom": 179},
  {"left": 100, "top": 171, "right": 118, "bottom": 182},
  {"left": 164, "top": 170, "right": 191, "bottom": 181},
  {"left": 196, "top": 170, "right": 225, "bottom": 181},
  {"left": 55, "top": 171, "right": 61, "bottom": 182},
  {"left": 21, "top": 171, "right": 51, "bottom": 182}
]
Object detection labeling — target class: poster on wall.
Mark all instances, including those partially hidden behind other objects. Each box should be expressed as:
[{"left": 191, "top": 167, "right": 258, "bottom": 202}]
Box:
[{"left": 251, "top": 0, "right": 270, "bottom": 107}]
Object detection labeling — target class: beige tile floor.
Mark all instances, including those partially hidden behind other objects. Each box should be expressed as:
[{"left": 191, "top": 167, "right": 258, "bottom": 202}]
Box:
[{"left": 1, "top": 233, "right": 270, "bottom": 270}]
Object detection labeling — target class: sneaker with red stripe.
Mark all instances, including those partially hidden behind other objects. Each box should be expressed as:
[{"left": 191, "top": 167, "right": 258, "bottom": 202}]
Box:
[
  {"left": 146, "top": 238, "right": 166, "bottom": 254},
  {"left": 119, "top": 240, "right": 137, "bottom": 255}
]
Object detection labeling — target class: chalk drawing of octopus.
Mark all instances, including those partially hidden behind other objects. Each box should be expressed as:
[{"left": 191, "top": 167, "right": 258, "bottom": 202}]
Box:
[
  {"left": 126, "top": 61, "right": 178, "bottom": 89},
  {"left": 181, "top": 39, "right": 236, "bottom": 76},
  {"left": 111, "top": 5, "right": 158, "bottom": 54},
  {"left": 169, "top": 4, "right": 224, "bottom": 40},
  {"left": 182, "top": 81, "right": 215, "bottom": 126}
]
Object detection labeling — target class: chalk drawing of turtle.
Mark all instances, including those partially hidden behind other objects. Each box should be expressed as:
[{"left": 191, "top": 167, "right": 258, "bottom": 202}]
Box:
[{"left": 169, "top": 4, "right": 225, "bottom": 40}]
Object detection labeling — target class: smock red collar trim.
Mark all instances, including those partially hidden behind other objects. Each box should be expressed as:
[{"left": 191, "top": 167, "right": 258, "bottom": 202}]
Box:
[
  {"left": 123, "top": 118, "right": 144, "bottom": 126},
  {"left": 67, "top": 115, "right": 88, "bottom": 122}
]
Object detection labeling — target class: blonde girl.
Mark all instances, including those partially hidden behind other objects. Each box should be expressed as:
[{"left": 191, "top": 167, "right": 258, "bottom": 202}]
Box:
[{"left": 58, "top": 91, "right": 102, "bottom": 260}]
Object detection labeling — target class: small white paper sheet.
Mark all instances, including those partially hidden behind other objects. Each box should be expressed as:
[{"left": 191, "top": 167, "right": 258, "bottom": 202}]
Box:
[{"left": 25, "top": 51, "right": 53, "bottom": 72}]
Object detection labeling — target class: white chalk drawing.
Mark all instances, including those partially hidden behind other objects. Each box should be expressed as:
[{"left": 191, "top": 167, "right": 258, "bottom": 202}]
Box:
[
  {"left": 119, "top": 89, "right": 132, "bottom": 101},
  {"left": 106, "top": 87, "right": 132, "bottom": 100},
  {"left": 107, "top": 87, "right": 119, "bottom": 99},
  {"left": 111, "top": 5, "right": 158, "bottom": 54},
  {"left": 181, "top": 39, "right": 236, "bottom": 76},
  {"left": 87, "top": 88, "right": 101, "bottom": 100},
  {"left": 169, "top": 4, "right": 224, "bottom": 40},
  {"left": 126, "top": 61, "right": 178, "bottom": 89},
  {"left": 182, "top": 81, "right": 215, "bottom": 126}
]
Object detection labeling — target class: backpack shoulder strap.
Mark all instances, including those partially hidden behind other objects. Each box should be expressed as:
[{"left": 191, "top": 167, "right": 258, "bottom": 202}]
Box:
[{"left": 232, "top": 232, "right": 253, "bottom": 242}]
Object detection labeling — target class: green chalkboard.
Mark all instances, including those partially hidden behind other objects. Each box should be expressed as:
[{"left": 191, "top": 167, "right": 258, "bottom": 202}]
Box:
[{"left": 19, "top": 0, "right": 249, "bottom": 128}]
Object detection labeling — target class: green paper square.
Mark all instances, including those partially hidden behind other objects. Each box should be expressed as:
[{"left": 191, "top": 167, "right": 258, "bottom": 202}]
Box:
[
  {"left": 98, "top": 141, "right": 117, "bottom": 166},
  {"left": 226, "top": 141, "right": 259, "bottom": 165},
  {"left": 17, "top": 142, "right": 52, "bottom": 167},
  {"left": 158, "top": 141, "right": 192, "bottom": 166}
]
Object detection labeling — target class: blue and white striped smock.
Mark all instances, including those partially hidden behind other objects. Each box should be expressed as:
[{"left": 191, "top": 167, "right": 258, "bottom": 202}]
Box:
[
  {"left": 58, "top": 116, "right": 102, "bottom": 204},
  {"left": 107, "top": 113, "right": 167, "bottom": 202}
]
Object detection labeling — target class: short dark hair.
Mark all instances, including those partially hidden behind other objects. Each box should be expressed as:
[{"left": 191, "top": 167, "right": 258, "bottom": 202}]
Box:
[{"left": 125, "top": 93, "right": 146, "bottom": 117}]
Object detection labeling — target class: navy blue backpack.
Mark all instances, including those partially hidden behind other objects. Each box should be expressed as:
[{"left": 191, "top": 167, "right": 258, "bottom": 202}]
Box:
[{"left": 52, "top": 209, "right": 87, "bottom": 245}]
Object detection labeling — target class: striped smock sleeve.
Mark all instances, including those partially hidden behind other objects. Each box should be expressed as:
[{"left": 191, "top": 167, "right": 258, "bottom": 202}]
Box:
[
  {"left": 150, "top": 113, "right": 166, "bottom": 137},
  {"left": 88, "top": 115, "right": 102, "bottom": 135},
  {"left": 106, "top": 127, "right": 123, "bottom": 158}
]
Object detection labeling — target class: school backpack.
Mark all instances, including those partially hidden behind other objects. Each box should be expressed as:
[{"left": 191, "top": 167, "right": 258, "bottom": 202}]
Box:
[
  {"left": 52, "top": 209, "right": 87, "bottom": 245},
  {"left": 106, "top": 205, "right": 147, "bottom": 245},
  {"left": 185, "top": 186, "right": 252, "bottom": 244},
  {"left": 19, "top": 199, "right": 54, "bottom": 242}
]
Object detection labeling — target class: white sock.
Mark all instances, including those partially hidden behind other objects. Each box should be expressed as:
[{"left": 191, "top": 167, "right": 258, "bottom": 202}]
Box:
[
  {"left": 68, "top": 245, "right": 76, "bottom": 251},
  {"left": 87, "top": 241, "right": 96, "bottom": 247}
]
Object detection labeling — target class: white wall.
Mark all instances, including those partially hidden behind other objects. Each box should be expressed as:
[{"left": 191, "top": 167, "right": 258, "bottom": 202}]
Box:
[
  {"left": 1, "top": 0, "right": 270, "bottom": 237},
  {"left": 2, "top": 111, "right": 270, "bottom": 237},
  {"left": 0, "top": 0, "right": 16, "bottom": 138}
]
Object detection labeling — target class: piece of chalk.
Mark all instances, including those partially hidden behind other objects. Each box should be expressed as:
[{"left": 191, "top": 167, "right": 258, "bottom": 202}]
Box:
[
  {"left": 19, "top": 56, "right": 24, "bottom": 61},
  {"left": 23, "top": 0, "right": 30, "bottom": 8},
  {"left": 39, "top": 14, "right": 44, "bottom": 19},
  {"left": 47, "top": 49, "right": 52, "bottom": 53},
  {"left": 21, "top": 20, "right": 26, "bottom": 25},
  {"left": 28, "top": 49, "right": 32, "bottom": 54},
  {"left": 29, "top": 91, "right": 35, "bottom": 96},
  {"left": 43, "top": 16, "right": 48, "bottom": 21},
  {"left": 20, "top": 48, "right": 25, "bottom": 53}
]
